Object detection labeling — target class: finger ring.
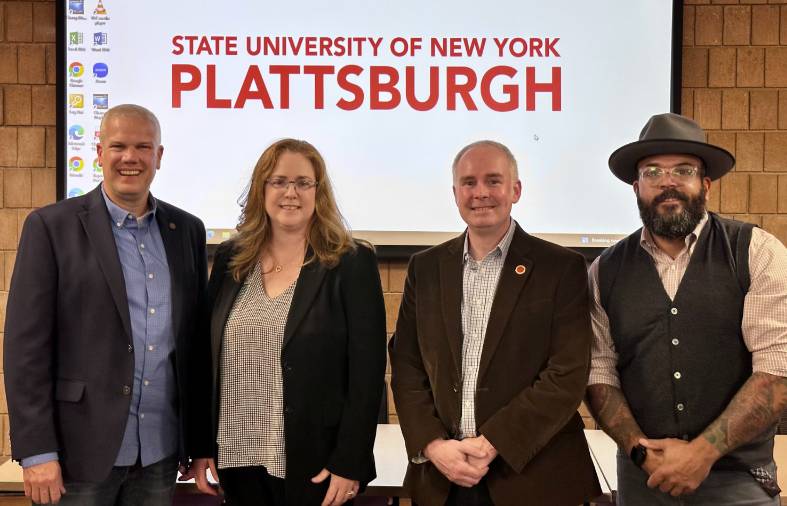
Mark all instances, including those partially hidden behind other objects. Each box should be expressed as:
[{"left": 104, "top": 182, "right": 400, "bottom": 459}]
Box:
[{"left": 347, "top": 491, "right": 355, "bottom": 496}]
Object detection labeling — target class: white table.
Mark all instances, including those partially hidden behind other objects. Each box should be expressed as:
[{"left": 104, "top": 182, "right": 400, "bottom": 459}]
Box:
[
  {"left": 584, "top": 428, "right": 617, "bottom": 501},
  {"left": 367, "top": 424, "right": 408, "bottom": 494}
]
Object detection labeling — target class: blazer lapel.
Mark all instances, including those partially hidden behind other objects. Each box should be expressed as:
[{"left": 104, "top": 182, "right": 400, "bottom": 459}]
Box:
[
  {"left": 282, "top": 252, "right": 328, "bottom": 351},
  {"left": 477, "top": 226, "right": 534, "bottom": 383},
  {"left": 439, "top": 236, "right": 465, "bottom": 382},
  {"left": 155, "top": 203, "right": 185, "bottom": 343},
  {"left": 77, "top": 187, "right": 133, "bottom": 341}
]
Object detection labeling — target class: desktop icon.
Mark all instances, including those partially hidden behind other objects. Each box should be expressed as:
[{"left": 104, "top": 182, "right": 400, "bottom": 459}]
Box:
[
  {"left": 93, "top": 62, "right": 109, "bottom": 78},
  {"left": 68, "top": 0, "right": 84, "bottom": 15},
  {"left": 93, "top": 158, "right": 102, "bottom": 173},
  {"left": 69, "top": 32, "right": 83, "bottom": 45},
  {"left": 68, "top": 125, "right": 84, "bottom": 141},
  {"left": 93, "top": 32, "right": 108, "bottom": 46},
  {"left": 69, "top": 157, "right": 84, "bottom": 173},
  {"left": 69, "top": 94, "right": 84, "bottom": 108},
  {"left": 68, "top": 62, "right": 84, "bottom": 78},
  {"left": 68, "top": 188, "right": 84, "bottom": 198},
  {"left": 93, "top": 94, "right": 109, "bottom": 109},
  {"left": 94, "top": 0, "right": 107, "bottom": 15}
]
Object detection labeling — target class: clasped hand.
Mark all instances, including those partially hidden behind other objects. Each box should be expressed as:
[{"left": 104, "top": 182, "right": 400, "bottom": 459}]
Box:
[
  {"left": 639, "top": 437, "right": 716, "bottom": 497},
  {"left": 424, "top": 435, "right": 497, "bottom": 487}
]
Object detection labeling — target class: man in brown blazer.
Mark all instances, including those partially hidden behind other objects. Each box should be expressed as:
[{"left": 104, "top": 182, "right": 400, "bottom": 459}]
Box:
[{"left": 389, "top": 140, "right": 600, "bottom": 506}]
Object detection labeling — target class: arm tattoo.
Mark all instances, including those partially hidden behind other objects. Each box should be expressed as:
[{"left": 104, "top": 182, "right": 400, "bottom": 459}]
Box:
[
  {"left": 701, "top": 372, "right": 787, "bottom": 456},
  {"left": 586, "top": 384, "right": 646, "bottom": 451}
]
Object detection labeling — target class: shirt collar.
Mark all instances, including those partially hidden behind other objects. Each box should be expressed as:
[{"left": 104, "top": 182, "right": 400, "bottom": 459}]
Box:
[
  {"left": 640, "top": 212, "right": 708, "bottom": 254},
  {"left": 101, "top": 185, "right": 157, "bottom": 228},
  {"left": 463, "top": 218, "right": 516, "bottom": 263}
]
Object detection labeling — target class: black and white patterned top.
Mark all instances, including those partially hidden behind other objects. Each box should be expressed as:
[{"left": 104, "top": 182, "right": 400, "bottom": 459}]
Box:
[
  {"left": 459, "top": 219, "right": 515, "bottom": 439},
  {"left": 217, "top": 261, "right": 296, "bottom": 478}
]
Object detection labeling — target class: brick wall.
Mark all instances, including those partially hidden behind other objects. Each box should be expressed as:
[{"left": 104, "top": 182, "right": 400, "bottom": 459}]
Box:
[
  {"left": 0, "top": 0, "right": 56, "bottom": 456},
  {"left": 683, "top": 0, "right": 787, "bottom": 241},
  {"left": 0, "top": 0, "right": 785, "bottom": 450}
]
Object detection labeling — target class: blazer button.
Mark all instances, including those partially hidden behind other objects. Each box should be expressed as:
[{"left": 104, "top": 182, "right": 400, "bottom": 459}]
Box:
[
  {"left": 127, "top": 344, "right": 134, "bottom": 353},
  {"left": 122, "top": 385, "right": 131, "bottom": 395}
]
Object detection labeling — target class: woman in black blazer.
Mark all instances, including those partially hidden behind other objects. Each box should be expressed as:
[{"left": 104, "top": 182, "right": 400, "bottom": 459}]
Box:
[{"left": 188, "top": 139, "right": 387, "bottom": 505}]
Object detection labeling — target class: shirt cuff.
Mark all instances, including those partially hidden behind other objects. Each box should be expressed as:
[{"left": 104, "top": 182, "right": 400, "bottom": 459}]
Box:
[
  {"left": 21, "top": 453, "right": 58, "bottom": 468},
  {"left": 588, "top": 369, "right": 621, "bottom": 389}
]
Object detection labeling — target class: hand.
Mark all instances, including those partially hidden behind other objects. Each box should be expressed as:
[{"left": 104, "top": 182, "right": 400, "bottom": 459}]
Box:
[
  {"left": 461, "top": 435, "right": 498, "bottom": 470},
  {"left": 423, "top": 438, "right": 489, "bottom": 487},
  {"left": 640, "top": 447, "right": 665, "bottom": 476},
  {"left": 188, "top": 458, "right": 219, "bottom": 496},
  {"left": 311, "top": 468, "right": 359, "bottom": 506},
  {"left": 640, "top": 437, "right": 717, "bottom": 496},
  {"left": 23, "top": 461, "right": 65, "bottom": 504}
]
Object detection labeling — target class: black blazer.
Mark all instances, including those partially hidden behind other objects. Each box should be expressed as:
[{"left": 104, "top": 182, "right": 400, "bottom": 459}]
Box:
[
  {"left": 3, "top": 185, "right": 208, "bottom": 482},
  {"left": 191, "top": 240, "right": 386, "bottom": 504}
]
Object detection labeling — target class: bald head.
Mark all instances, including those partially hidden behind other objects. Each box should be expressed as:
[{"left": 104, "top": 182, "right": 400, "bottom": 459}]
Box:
[{"left": 99, "top": 104, "right": 161, "bottom": 145}]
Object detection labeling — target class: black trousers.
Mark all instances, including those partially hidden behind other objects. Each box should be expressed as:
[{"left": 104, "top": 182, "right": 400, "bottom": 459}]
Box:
[
  {"left": 218, "top": 466, "right": 286, "bottom": 506},
  {"left": 445, "top": 480, "right": 494, "bottom": 506}
]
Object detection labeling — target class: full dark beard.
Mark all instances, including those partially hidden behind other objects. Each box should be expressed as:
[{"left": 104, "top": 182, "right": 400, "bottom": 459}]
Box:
[{"left": 637, "top": 186, "right": 707, "bottom": 239}]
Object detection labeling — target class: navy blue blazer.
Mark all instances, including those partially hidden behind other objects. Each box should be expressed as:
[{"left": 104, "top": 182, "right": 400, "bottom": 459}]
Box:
[{"left": 3, "top": 185, "right": 208, "bottom": 482}]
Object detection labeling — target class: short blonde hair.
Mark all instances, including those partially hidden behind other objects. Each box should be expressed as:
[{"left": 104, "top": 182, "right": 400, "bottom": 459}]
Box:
[
  {"left": 452, "top": 140, "right": 519, "bottom": 180},
  {"left": 99, "top": 104, "right": 162, "bottom": 144}
]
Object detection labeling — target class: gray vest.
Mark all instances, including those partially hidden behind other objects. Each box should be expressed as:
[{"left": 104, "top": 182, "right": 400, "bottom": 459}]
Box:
[{"left": 598, "top": 212, "right": 774, "bottom": 468}]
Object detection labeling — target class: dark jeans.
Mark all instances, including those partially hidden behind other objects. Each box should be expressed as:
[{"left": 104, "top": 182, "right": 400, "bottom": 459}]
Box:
[
  {"left": 55, "top": 454, "right": 178, "bottom": 506},
  {"left": 616, "top": 451, "right": 780, "bottom": 506},
  {"left": 217, "top": 466, "right": 286, "bottom": 506},
  {"left": 445, "top": 480, "right": 494, "bottom": 506}
]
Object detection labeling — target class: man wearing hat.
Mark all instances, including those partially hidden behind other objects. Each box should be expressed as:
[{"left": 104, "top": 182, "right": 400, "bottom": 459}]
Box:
[{"left": 586, "top": 112, "right": 787, "bottom": 505}]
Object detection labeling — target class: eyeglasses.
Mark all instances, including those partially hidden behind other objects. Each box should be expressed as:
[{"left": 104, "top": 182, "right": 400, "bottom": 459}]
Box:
[
  {"left": 638, "top": 164, "right": 700, "bottom": 183},
  {"left": 265, "top": 177, "right": 318, "bottom": 191}
]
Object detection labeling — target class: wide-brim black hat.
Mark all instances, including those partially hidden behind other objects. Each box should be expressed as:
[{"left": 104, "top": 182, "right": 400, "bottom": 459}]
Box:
[{"left": 608, "top": 113, "right": 735, "bottom": 184}]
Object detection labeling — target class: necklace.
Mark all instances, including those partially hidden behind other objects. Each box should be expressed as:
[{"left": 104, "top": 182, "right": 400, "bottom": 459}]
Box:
[
  {"left": 265, "top": 255, "right": 297, "bottom": 274},
  {"left": 264, "top": 242, "right": 306, "bottom": 274}
]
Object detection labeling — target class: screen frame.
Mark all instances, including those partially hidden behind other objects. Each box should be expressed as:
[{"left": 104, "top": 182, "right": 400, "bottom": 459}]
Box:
[{"left": 55, "top": 0, "right": 685, "bottom": 257}]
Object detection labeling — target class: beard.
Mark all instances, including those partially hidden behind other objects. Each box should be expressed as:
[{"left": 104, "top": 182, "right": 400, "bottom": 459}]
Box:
[{"left": 637, "top": 186, "right": 707, "bottom": 239}]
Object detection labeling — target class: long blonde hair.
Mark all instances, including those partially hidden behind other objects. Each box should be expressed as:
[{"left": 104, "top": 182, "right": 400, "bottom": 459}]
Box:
[{"left": 228, "top": 139, "right": 355, "bottom": 281}]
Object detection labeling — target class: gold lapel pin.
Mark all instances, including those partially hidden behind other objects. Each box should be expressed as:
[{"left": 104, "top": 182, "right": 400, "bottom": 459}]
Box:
[
  {"left": 515, "top": 265, "right": 526, "bottom": 275},
  {"left": 169, "top": 222, "right": 176, "bottom": 230}
]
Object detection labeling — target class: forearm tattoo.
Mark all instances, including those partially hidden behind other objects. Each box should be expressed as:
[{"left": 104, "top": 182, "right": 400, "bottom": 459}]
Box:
[
  {"left": 586, "top": 384, "right": 645, "bottom": 451},
  {"left": 701, "top": 372, "right": 787, "bottom": 456}
]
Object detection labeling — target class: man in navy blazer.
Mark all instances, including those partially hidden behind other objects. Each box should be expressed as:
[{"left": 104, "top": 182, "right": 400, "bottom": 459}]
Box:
[{"left": 4, "top": 104, "right": 207, "bottom": 505}]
